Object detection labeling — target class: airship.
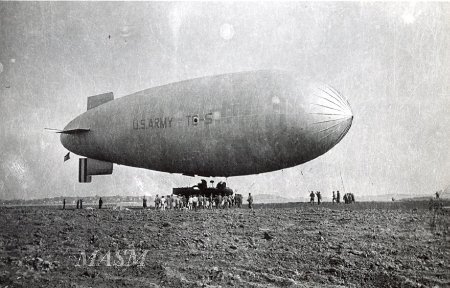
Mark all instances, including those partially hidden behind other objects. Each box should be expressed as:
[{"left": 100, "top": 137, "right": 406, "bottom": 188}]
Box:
[{"left": 56, "top": 70, "right": 353, "bottom": 182}]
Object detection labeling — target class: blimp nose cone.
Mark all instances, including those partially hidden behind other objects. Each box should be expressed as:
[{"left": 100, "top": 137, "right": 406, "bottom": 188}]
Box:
[{"left": 308, "top": 84, "right": 353, "bottom": 148}]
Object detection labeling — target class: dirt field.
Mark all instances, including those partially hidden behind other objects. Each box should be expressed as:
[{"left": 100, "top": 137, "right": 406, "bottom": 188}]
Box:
[{"left": 1, "top": 201, "right": 449, "bottom": 287}]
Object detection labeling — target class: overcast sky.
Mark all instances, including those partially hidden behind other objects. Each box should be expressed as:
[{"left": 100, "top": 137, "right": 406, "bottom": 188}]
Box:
[{"left": 0, "top": 2, "right": 449, "bottom": 200}]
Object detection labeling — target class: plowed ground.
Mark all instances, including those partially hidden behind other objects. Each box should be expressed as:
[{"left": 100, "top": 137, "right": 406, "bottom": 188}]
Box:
[{"left": 1, "top": 201, "right": 449, "bottom": 287}]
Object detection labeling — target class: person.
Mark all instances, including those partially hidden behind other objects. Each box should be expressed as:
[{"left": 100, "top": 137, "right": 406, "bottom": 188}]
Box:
[
  {"left": 99, "top": 197, "right": 103, "bottom": 209},
  {"left": 343, "top": 193, "right": 348, "bottom": 204},
  {"left": 76, "top": 199, "right": 79, "bottom": 209},
  {"left": 310, "top": 191, "right": 315, "bottom": 204},
  {"left": 332, "top": 191, "right": 336, "bottom": 204},
  {"left": 192, "top": 195, "right": 198, "bottom": 210},
  {"left": 217, "top": 181, "right": 225, "bottom": 189},
  {"left": 223, "top": 195, "right": 229, "bottom": 209},
  {"left": 161, "top": 196, "right": 166, "bottom": 211},
  {"left": 143, "top": 196, "right": 147, "bottom": 208},
  {"left": 236, "top": 194, "right": 242, "bottom": 208},
  {"left": 63, "top": 198, "right": 66, "bottom": 210},
  {"left": 173, "top": 195, "right": 178, "bottom": 209},
  {"left": 436, "top": 191, "right": 440, "bottom": 199},
  {"left": 166, "top": 196, "right": 170, "bottom": 209},
  {"left": 217, "top": 194, "right": 222, "bottom": 209},
  {"left": 188, "top": 196, "right": 193, "bottom": 210},
  {"left": 80, "top": 199, "right": 83, "bottom": 209},
  {"left": 155, "top": 194, "right": 161, "bottom": 210},
  {"left": 183, "top": 196, "right": 188, "bottom": 209},
  {"left": 195, "top": 179, "right": 207, "bottom": 190},
  {"left": 172, "top": 195, "right": 175, "bottom": 209},
  {"left": 198, "top": 195, "right": 203, "bottom": 209},
  {"left": 209, "top": 195, "right": 213, "bottom": 209},
  {"left": 316, "top": 191, "right": 322, "bottom": 205},
  {"left": 247, "top": 193, "right": 253, "bottom": 209},
  {"left": 336, "top": 190, "right": 341, "bottom": 204}
]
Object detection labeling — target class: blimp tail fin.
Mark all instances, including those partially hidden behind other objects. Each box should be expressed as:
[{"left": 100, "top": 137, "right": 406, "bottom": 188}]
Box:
[
  {"left": 44, "top": 128, "right": 90, "bottom": 134},
  {"left": 58, "top": 128, "right": 90, "bottom": 134},
  {"left": 79, "top": 158, "right": 113, "bottom": 183},
  {"left": 87, "top": 92, "right": 114, "bottom": 110}
]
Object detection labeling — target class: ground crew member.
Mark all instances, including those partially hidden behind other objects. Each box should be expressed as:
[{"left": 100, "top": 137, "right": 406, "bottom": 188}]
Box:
[
  {"left": 223, "top": 195, "right": 229, "bottom": 209},
  {"left": 310, "top": 191, "right": 315, "bottom": 204},
  {"left": 161, "top": 196, "right": 166, "bottom": 211},
  {"left": 247, "top": 193, "right": 253, "bottom": 209},
  {"left": 332, "top": 191, "right": 336, "bottom": 203},
  {"left": 192, "top": 195, "right": 198, "bottom": 210},
  {"left": 63, "top": 198, "right": 66, "bottom": 210},
  {"left": 236, "top": 194, "right": 242, "bottom": 208},
  {"left": 217, "top": 194, "right": 222, "bottom": 209},
  {"left": 198, "top": 195, "right": 203, "bottom": 209},
  {"left": 316, "top": 191, "right": 322, "bottom": 205},
  {"left": 155, "top": 194, "right": 161, "bottom": 210},
  {"left": 99, "top": 197, "right": 103, "bottom": 209},
  {"left": 76, "top": 199, "right": 79, "bottom": 209},
  {"left": 336, "top": 190, "right": 340, "bottom": 203},
  {"left": 143, "top": 196, "right": 147, "bottom": 208},
  {"left": 188, "top": 196, "right": 193, "bottom": 210}
]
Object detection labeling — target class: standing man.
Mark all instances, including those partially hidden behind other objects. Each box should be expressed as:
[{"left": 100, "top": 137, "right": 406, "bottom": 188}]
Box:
[
  {"left": 247, "top": 193, "right": 253, "bottom": 210},
  {"left": 192, "top": 195, "right": 198, "bottom": 211},
  {"left": 316, "top": 191, "right": 322, "bottom": 205},
  {"left": 99, "top": 197, "right": 103, "bottom": 209},
  {"left": 76, "top": 199, "right": 79, "bottom": 209},
  {"left": 80, "top": 199, "right": 83, "bottom": 209},
  {"left": 155, "top": 194, "right": 160, "bottom": 210},
  {"left": 310, "top": 191, "right": 315, "bottom": 204},
  {"left": 161, "top": 196, "right": 166, "bottom": 211},
  {"left": 223, "top": 195, "right": 229, "bottom": 209},
  {"left": 170, "top": 195, "right": 175, "bottom": 209},
  {"left": 63, "top": 198, "right": 66, "bottom": 210},
  {"left": 188, "top": 195, "right": 193, "bottom": 210},
  {"left": 217, "top": 194, "right": 222, "bottom": 209},
  {"left": 336, "top": 190, "right": 341, "bottom": 204},
  {"left": 143, "top": 196, "right": 147, "bottom": 208},
  {"left": 332, "top": 191, "right": 336, "bottom": 204}
]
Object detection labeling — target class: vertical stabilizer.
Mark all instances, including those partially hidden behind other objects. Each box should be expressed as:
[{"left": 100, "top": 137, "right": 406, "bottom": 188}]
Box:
[
  {"left": 87, "top": 92, "right": 114, "bottom": 110},
  {"left": 79, "top": 158, "right": 113, "bottom": 183}
]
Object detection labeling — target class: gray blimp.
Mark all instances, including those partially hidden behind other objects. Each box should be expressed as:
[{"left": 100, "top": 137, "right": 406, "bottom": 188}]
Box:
[{"left": 58, "top": 70, "right": 353, "bottom": 182}]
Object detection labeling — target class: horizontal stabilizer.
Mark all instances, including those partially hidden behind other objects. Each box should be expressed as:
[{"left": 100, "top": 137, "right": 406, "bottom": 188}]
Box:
[
  {"left": 56, "top": 128, "right": 90, "bottom": 134},
  {"left": 87, "top": 92, "right": 114, "bottom": 110},
  {"left": 45, "top": 128, "right": 90, "bottom": 134}
]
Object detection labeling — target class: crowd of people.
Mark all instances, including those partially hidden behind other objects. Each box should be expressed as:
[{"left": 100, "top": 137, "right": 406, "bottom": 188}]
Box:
[
  {"left": 152, "top": 193, "right": 247, "bottom": 210},
  {"left": 63, "top": 189, "right": 358, "bottom": 210},
  {"left": 309, "top": 190, "right": 356, "bottom": 205}
]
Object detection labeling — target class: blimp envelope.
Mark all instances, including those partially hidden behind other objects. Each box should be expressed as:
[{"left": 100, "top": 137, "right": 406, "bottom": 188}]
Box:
[{"left": 59, "top": 70, "right": 353, "bottom": 181}]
